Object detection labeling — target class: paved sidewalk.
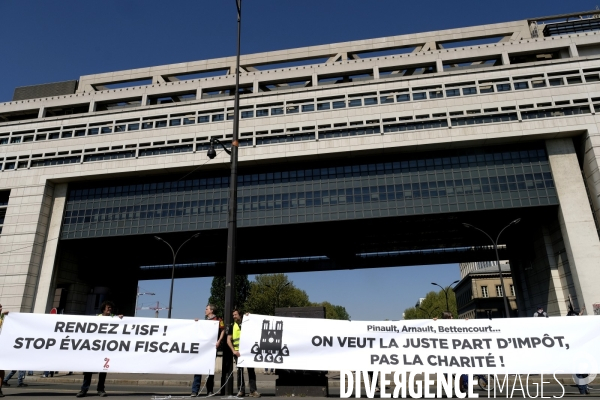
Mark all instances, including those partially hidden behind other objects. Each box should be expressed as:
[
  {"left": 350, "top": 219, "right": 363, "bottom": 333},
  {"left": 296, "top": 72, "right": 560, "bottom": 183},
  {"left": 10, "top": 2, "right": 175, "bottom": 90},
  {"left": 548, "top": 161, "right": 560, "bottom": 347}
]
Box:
[{"left": 21, "top": 372, "right": 581, "bottom": 387}]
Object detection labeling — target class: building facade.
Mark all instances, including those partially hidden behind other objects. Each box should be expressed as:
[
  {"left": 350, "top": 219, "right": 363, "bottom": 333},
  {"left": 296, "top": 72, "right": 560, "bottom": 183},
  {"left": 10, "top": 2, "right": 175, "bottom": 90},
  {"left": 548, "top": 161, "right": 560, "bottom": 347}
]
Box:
[
  {"left": 454, "top": 264, "right": 518, "bottom": 319},
  {"left": 1, "top": 10, "right": 600, "bottom": 316},
  {"left": 459, "top": 259, "right": 510, "bottom": 279}
]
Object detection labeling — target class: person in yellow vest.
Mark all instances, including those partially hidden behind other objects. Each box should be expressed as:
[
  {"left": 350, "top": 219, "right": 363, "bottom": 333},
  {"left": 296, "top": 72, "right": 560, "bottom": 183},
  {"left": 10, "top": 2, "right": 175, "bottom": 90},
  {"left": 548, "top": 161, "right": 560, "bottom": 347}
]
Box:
[
  {"left": 0, "top": 304, "right": 10, "bottom": 397},
  {"left": 76, "top": 301, "right": 123, "bottom": 398},
  {"left": 227, "top": 309, "right": 260, "bottom": 398}
]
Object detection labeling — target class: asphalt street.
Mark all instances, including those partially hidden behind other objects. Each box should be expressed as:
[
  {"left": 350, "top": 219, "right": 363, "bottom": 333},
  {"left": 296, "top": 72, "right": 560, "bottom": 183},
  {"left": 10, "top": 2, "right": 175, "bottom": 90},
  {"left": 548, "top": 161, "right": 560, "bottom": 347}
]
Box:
[{"left": 0, "top": 380, "right": 596, "bottom": 399}]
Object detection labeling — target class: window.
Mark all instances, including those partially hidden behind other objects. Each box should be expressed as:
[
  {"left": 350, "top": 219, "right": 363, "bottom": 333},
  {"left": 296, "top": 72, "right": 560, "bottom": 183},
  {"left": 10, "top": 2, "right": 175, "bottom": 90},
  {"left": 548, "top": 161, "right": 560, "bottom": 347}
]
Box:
[
  {"left": 481, "top": 286, "right": 489, "bottom": 298},
  {"left": 412, "top": 92, "right": 427, "bottom": 100},
  {"left": 496, "top": 285, "right": 504, "bottom": 297},
  {"left": 510, "top": 285, "right": 515, "bottom": 297},
  {"left": 497, "top": 84, "right": 511, "bottom": 92},
  {"left": 462, "top": 87, "right": 477, "bottom": 95},
  {"left": 241, "top": 110, "right": 254, "bottom": 119},
  {"left": 446, "top": 89, "right": 460, "bottom": 97},
  {"left": 302, "top": 104, "right": 315, "bottom": 112},
  {"left": 549, "top": 78, "right": 564, "bottom": 86},
  {"left": 514, "top": 82, "right": 529, "bottom": 90},
  {"left": 348, "top": 99, "right": 362, "bottom": 107},
  {"left": 256, "top": 109, "right": 269, "bottom": 117}
]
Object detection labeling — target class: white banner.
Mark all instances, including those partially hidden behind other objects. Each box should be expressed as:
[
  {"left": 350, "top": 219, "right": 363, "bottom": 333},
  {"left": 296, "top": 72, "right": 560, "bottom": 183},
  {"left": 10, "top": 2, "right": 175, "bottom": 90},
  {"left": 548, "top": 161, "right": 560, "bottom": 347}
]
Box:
[
  {"left": 0, "top": 313, "right": 218, "bottom": 374},
  {"left": 239, "top": 314, "right": 600, "bottom": 374}
]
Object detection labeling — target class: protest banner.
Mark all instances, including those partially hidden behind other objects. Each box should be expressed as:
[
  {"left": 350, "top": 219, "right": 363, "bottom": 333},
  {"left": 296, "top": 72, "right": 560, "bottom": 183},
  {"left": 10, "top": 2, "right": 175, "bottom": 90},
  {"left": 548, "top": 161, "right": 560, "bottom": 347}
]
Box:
[
  {"left": 0, "top": 313, "right": 218, "bottom": 374},
  {"left": 238, "top": 314, "right": 600, "bottom": 374}
]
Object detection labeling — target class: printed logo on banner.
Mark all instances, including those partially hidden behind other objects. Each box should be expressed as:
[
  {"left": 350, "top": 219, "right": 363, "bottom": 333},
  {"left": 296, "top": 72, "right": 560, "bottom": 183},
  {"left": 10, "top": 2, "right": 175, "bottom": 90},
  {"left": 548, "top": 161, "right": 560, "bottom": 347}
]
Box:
[
  {"left": 250, "top": 320, "right": 289, "bottom": 364},
  {"left": 103, "top": 358, "right": 110, "bottom": 370}
]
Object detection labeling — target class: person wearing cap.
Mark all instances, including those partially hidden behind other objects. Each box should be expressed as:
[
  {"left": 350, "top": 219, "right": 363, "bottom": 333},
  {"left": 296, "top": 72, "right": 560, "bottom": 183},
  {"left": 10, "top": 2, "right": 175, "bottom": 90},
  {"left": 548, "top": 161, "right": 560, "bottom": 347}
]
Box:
[{"left": 533, "top": 305, "right": 548, "bottom": 317}]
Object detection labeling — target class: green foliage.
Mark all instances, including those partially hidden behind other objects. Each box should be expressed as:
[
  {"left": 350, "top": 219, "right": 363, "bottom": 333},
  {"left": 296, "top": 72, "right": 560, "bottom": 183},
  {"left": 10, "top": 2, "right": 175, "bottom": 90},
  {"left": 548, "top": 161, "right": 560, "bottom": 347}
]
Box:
[
  {"left": 402, "top": 289, "right": 458, "bottom": 320},
  {"left": 208, "top": 274, "right": 251, "bottom": 317},
  {"left": 244, "top": 274, "right": 310, "bottom": 316},
  {"left": 311, "top": 301, "right": 351, "bottom": 320}
]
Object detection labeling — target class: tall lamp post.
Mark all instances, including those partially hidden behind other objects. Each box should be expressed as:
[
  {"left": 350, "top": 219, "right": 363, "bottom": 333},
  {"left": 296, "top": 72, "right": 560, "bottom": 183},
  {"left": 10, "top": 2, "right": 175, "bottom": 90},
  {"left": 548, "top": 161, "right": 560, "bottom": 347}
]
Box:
[
  {"left": 431, "top": 280, "right": 460, "bottom": 312},
  {"left": 205, "top": 0, "right": 243, "bottom": 394},
  {"left": 462, "top": 218, "right": 521, "bottom": 318},
  {"left": 154, "top": 233, "right": 200, "bottom": 318}
]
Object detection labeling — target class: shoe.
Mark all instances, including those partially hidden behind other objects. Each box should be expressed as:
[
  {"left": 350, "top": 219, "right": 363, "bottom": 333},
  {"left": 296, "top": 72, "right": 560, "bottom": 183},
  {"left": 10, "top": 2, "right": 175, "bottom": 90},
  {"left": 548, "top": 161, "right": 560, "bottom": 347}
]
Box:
[
  {"left": 249, "top": 392, "right": 261, "bottom": 398},
  {"left": 190, "top": 393, "right": 198, "bottom": 398},
  {"left": 17, "top": 383, "right": 28, "bottom": 387},
  {"left": 0, "top": 389, "right": 4, "bottom": 397},
  {"left": 375, "top": 387, "right": 380, "bottom": 393},
  {"left": 237, "top": 391, "right": 245, "bottom": 397},
  {"left": 97, "top": 390, "right": 107, "bottom": 397},
  {"left": 2, "top": 382, "right": 9, "bottom": 387},
  {"left": 207, "top": 392, "right": 214, "bottom": 396},
  {"left": 586, "top": 388, "right": 591, "bottom": 395},
  {"left": 76, "top": 391, "right": 87, "bottom": 398},
  {"left": 41, "top": 376, "right": 47, "bottom": 378}
]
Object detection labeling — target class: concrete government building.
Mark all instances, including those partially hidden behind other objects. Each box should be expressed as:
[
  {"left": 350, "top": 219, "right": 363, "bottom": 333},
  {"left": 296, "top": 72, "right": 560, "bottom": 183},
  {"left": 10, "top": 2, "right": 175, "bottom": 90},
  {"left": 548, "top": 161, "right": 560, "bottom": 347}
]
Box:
[{"left": 2, "top": 10, "right": 600, "bottom": 317}]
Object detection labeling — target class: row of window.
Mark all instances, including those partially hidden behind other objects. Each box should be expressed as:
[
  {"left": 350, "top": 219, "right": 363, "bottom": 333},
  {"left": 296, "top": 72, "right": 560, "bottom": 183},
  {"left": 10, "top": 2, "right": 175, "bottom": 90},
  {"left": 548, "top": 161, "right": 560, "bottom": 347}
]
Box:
[
  {"left": 0, "top": 99, "right": 589, "bottom": 172},
  {"left": 1, "top": 66, "right": 598, "bottom": 146},
  {"left": 480, "top": 284, "right": 515, "bottom": 298},
  {"left": 63, "top": 174, "right": 554, "bottom": 224}
]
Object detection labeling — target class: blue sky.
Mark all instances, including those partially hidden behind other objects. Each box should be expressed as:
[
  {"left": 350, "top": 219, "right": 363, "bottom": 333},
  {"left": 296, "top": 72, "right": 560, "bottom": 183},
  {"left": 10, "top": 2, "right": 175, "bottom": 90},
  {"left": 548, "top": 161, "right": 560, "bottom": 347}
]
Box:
[{"left": 0, "top": 1, "right": 586, "bottom": 320}]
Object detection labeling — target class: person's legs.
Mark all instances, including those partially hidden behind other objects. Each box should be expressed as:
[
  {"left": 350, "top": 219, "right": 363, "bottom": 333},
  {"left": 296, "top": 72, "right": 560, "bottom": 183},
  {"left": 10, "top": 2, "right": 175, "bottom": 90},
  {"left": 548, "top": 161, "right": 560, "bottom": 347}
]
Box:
[
  {"left": 577, "top": 384, "right": 587, "bottom": 394},
  {"left": 4, "top": 370, "right": 16, "bottom": 383},
  {"left": 206, "top": 374, "right": 214, "bottom": 393},
  {"left": 17, "top": 371, "right": 25, "bottom": 386},
  {"left": 80, "top": 372, "right": 93, "bottom": 392},
  {"left": 97, "top": 373, "right": 107, "bottom": 392},
  {"left": 247, "top": 368, "right": 258, "bottom": 394},
  {"left": 191, "top": 375, "right": 202, "bottom": 395}
]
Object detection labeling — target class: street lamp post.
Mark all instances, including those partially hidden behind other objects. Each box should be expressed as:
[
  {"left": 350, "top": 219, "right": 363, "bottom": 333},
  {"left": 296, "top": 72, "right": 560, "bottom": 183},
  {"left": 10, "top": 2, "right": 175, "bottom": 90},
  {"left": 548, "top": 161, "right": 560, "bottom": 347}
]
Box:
[
  {"left": 266, "top": 282, "right": 290, "bottom": 310},
  {"left": 154, "top": 233, "right": 200, "bottom": 319},
  {"left": 134, "top": 287, "right": 155, "bottom": 317},
  {"left": 431, "top": 280, "right": 459, "bottom": 312},
  {"left": 462, "top": 218, "right": 521, "bottom": 318},
  {"left": 205, "top": 1, "right": 243, "bottom": 394}
]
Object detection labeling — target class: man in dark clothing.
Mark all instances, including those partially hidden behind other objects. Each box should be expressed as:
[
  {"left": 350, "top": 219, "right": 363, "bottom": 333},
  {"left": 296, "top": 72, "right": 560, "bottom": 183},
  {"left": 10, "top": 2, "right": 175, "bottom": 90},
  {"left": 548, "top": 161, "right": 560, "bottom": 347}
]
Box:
[
  {"left": 76, "top": 301, "right": 123, "bottom": 398},
  {"left": 190, "top": 304, "right": 225, "bottom": 397}
]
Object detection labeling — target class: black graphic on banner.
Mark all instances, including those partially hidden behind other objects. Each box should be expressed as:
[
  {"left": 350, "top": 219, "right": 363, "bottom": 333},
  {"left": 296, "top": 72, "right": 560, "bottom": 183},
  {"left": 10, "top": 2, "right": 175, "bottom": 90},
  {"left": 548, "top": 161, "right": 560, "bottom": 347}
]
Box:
[{"left": 251, "top": 320, "right": 289, "bottom": 364}]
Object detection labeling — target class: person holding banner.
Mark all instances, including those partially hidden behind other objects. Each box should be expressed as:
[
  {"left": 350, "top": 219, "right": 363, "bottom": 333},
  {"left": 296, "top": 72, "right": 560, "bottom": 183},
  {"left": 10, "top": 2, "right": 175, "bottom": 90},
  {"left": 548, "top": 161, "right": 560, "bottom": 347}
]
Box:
[
  {"left": 0, "top": 303, "right": 10, "bottom": 397},
  {"left": 227, "top": 309, "right": 260, "bottom": 398},
  {"left": 76, "top": 301, "right": 123, "bottom": 398},
  {"left": 190, "top": 304, "right": 225, "bottom": 397}
]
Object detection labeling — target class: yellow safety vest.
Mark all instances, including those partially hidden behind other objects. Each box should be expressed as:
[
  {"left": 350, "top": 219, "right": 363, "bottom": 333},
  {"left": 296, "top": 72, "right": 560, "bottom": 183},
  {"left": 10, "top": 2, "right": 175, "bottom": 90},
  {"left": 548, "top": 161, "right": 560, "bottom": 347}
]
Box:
[{"left": 232, "top": 322, "right": 241, "bottom": 351}]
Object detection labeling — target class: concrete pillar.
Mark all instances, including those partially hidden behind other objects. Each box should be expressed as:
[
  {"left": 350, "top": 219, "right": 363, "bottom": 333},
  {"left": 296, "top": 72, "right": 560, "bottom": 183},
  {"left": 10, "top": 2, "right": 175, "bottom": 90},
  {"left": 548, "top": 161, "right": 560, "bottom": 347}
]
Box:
[
  {"left": 38, "top": 108, "right": 45, "bottom": 119},
  {"left": 501, "top": 52, "right": 510, "bottom": 65},
  {"left": 312, "top": 73, "right": 318, "bottom": 87},
  {"left": 569, "top": 43, "right": 579, "bottom": 58},
  {"left": 373, "top": 66, "right": 380, "bottom": 80},
  {"left": 435, "top": 59, "right": 444, "bottom": 73},
  {"left": 32, "top": 183, "right": 68, "bottom": 313},
  {"left": 546, "top": 138, "right": 600, "bottom": 315},
  {"left": 253, "top": 80, "right": 259, "bottom": 94}
]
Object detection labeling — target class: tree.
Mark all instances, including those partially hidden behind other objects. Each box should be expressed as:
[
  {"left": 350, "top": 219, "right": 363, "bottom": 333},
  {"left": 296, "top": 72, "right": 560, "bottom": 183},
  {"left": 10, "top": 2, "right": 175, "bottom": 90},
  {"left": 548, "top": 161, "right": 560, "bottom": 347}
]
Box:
[
  {"left": 311, "top": 301, "right": 351, "bottom": 320},
  {"left": 403, "top": 289, "right": 458, "bottom": 320},
  {"left": 244, "top": 274, "right": 310, "bottom": 315},
  {"left": 208, "top": 274, "right": 251, "bottom": 318}
]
